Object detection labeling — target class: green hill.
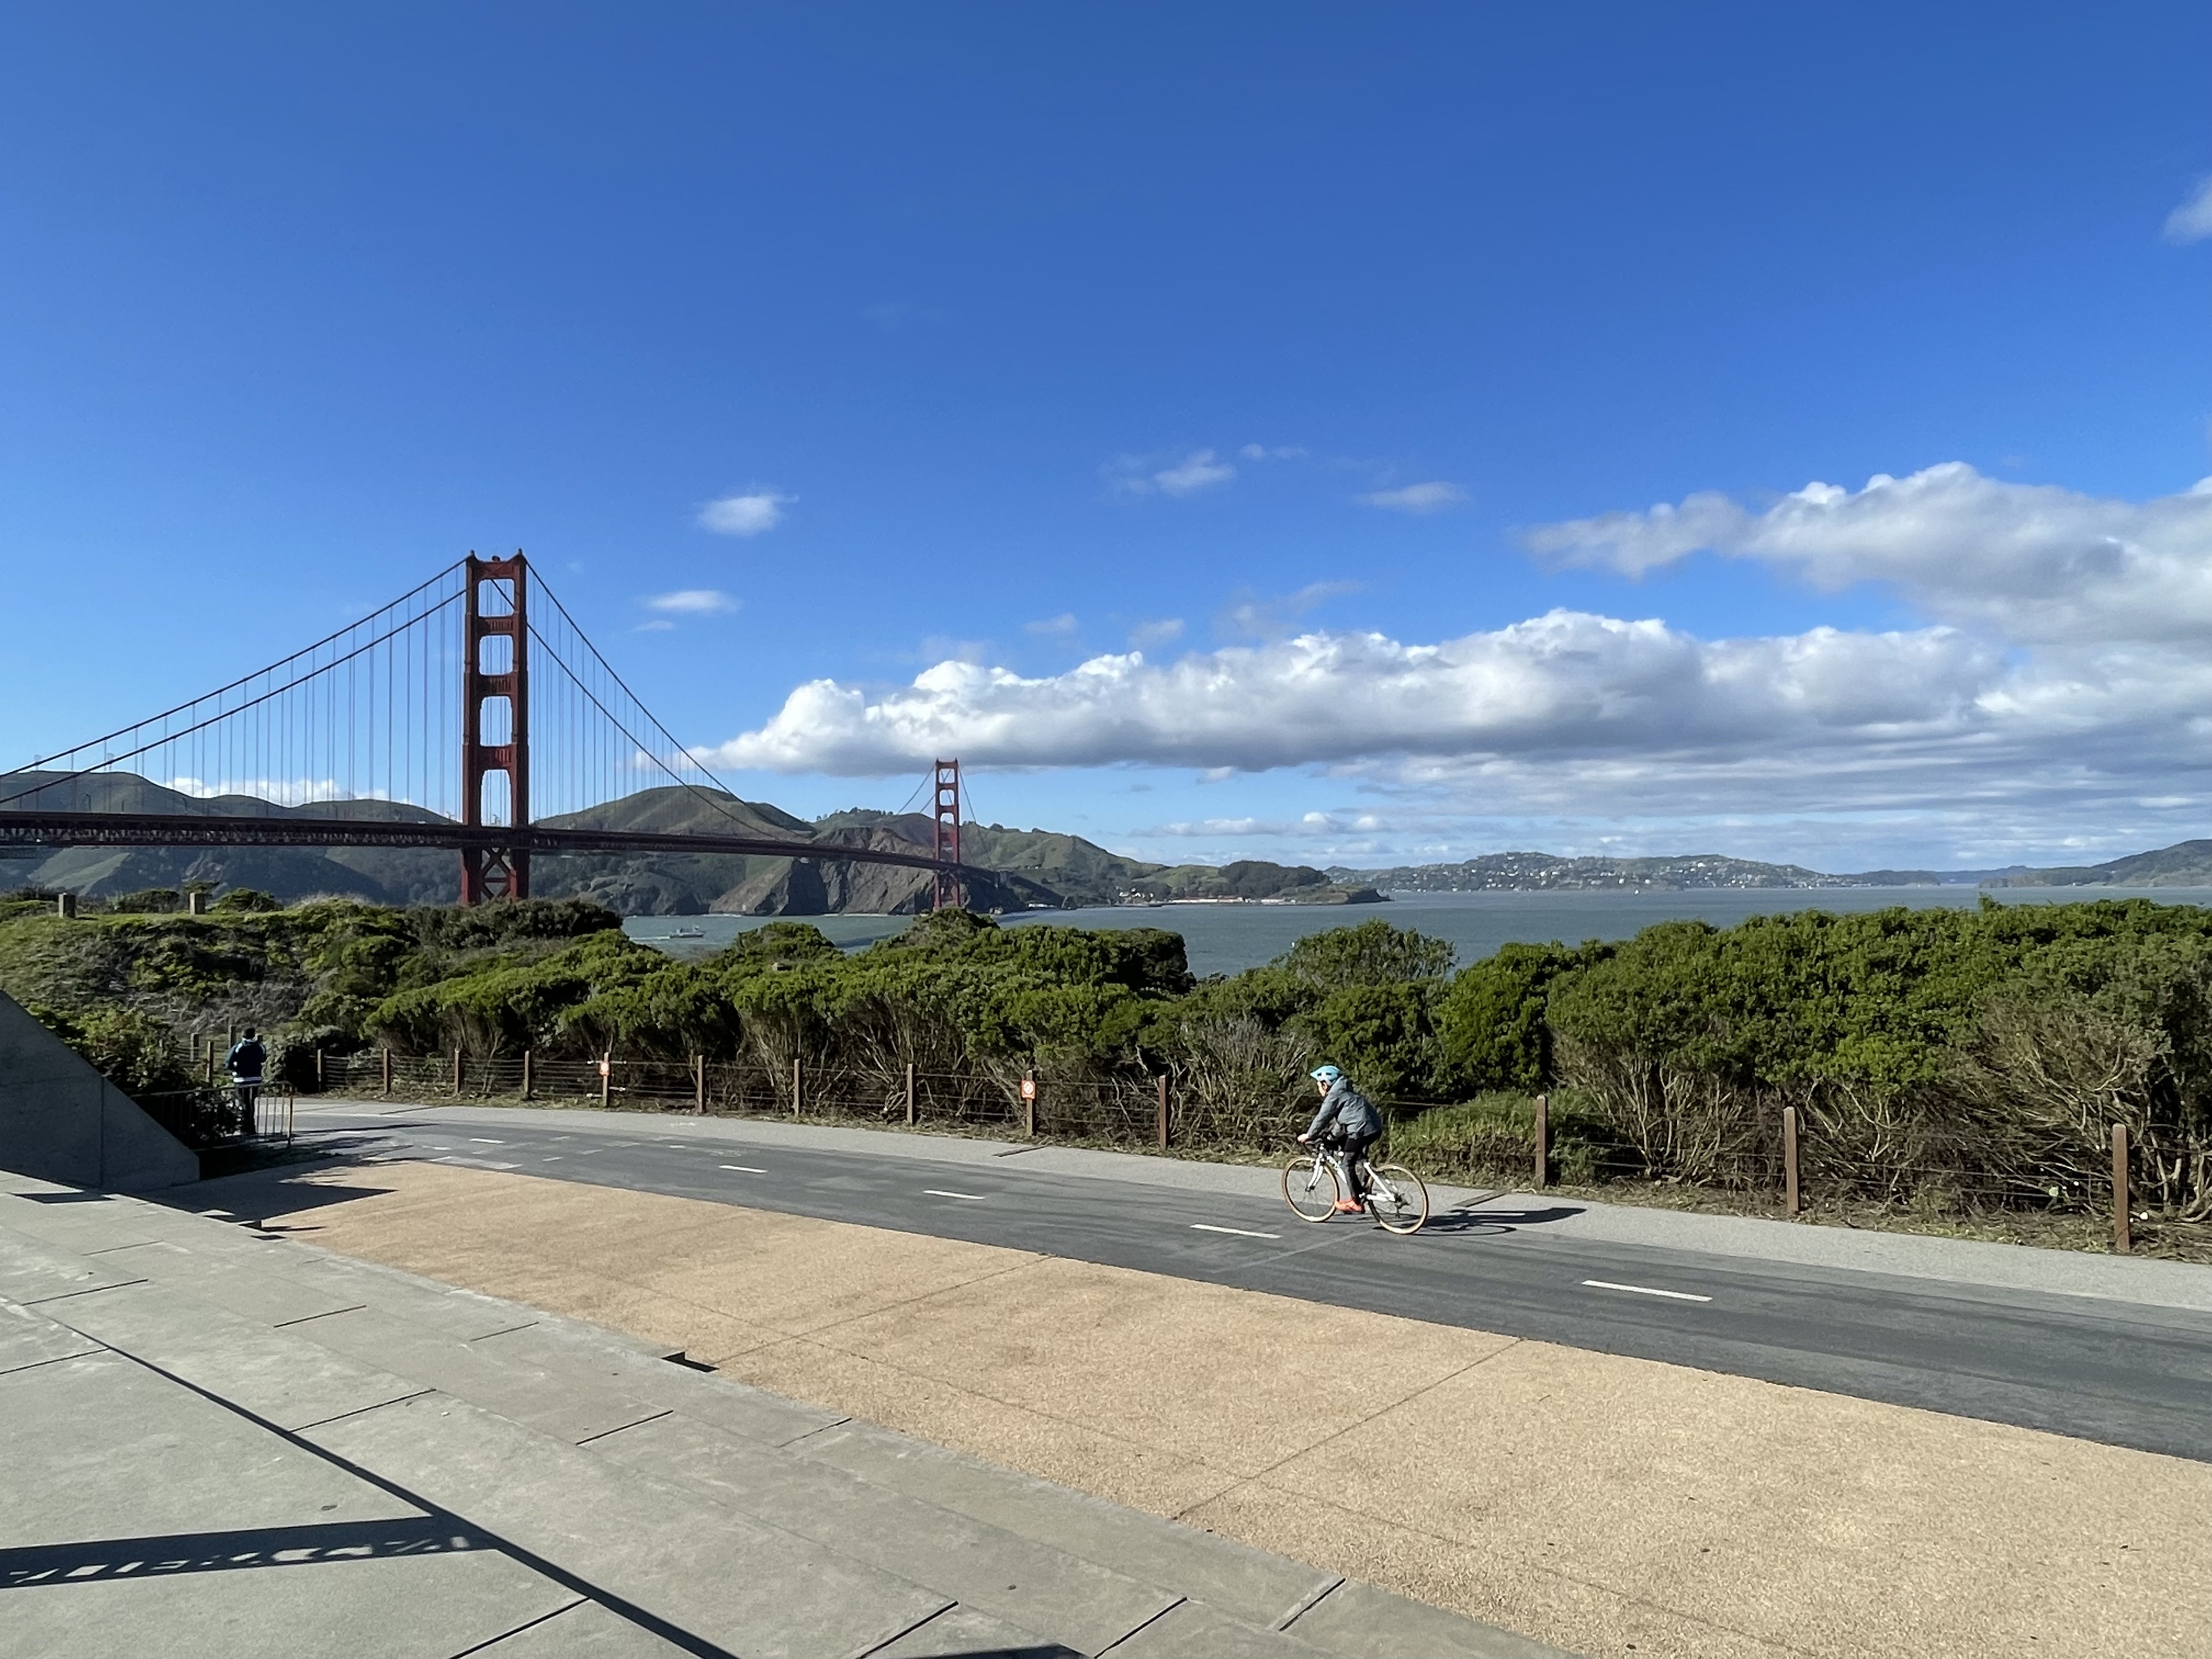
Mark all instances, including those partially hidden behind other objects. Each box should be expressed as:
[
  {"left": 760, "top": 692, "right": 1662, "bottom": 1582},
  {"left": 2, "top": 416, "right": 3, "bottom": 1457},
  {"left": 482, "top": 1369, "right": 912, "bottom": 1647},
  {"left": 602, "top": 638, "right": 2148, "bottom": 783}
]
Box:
[{"left": 1993, "top": 840, "right": 2212, "bottom": 887}]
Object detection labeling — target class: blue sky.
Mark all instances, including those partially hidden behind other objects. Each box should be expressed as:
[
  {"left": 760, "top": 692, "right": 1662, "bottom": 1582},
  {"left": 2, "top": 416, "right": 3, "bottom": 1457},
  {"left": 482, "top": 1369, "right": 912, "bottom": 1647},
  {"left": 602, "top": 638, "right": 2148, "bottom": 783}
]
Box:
[{"left": 5, "top": 4, "right": 2212, "bottom": 872}]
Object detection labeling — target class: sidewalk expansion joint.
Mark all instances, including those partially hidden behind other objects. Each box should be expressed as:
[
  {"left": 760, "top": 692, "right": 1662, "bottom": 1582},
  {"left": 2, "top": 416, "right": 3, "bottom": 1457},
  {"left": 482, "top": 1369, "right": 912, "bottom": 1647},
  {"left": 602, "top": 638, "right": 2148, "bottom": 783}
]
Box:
[
  {"left": 573, "top": 1409, "right": 674, "bottom": 1448},
  {"left": 272, "top": 1302, "right": 368, "bottom": 1327},
  {"left": 1273, "top": 1574, "right": 1346, "bottom": 1631},
  {"left": 445, "top": 1596, "right": 592, "bottom": 1659},
  {"left": 19, "top": 1279, "right": 148, "bottom": 1306},
  {"left": 1090, "top": 1595, "right": 1188, "bottom": 1657}
]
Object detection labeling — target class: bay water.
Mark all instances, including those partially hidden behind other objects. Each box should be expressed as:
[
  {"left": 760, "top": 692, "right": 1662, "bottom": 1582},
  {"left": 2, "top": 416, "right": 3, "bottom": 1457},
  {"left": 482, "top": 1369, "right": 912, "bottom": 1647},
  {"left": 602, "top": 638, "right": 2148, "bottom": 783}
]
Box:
[{"left": 625, "top": 885, "right": 2212, "bottom": 979}]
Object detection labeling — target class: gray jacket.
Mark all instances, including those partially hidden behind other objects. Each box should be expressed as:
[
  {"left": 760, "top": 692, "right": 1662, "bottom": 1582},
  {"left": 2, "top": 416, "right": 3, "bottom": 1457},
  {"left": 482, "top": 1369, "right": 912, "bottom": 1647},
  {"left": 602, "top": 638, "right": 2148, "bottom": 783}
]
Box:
[{"left": 1305, "top": 1077, "right": 1380, "bottom": 1141}]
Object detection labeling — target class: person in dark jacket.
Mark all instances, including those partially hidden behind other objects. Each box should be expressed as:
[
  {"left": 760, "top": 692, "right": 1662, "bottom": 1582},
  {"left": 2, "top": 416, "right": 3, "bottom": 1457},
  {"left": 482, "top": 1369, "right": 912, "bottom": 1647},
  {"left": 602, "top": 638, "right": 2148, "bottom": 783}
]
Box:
[
  {"left": 224, "top": 1027, "right": 267, "bottom": 1135},
  {"left": 1299, "top": 1063, "right": 1381, "bottom": 1215}
]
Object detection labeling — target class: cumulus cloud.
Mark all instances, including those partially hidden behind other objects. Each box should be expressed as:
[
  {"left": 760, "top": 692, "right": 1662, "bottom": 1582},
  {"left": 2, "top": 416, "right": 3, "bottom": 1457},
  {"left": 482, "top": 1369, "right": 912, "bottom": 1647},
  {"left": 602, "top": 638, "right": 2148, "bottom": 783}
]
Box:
[
  {"left": 645, "top": 589, "right": 741, "bottom": 615},
  {"left": 2165, "top": 177, "right": 2212, "bottom": 244},
  {"left": 699, "top": 490, "right": 793, "bottom": 536},
  {"left": 698, "top": 462, "right": 2212, "bottom": 858},
  {"left": 1359, "top": 481, "right": 1468, "bottom": 514},
  {"left": 1526, "top": 462, "right": 2212, "bottom": 645},
  {"left": 701, "top": 609, "right": 1999, "bottom": 776}
]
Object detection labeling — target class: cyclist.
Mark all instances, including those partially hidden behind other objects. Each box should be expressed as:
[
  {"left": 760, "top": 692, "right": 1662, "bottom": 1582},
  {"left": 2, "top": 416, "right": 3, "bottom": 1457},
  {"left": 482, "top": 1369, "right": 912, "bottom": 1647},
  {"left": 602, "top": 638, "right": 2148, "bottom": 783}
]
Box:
[
  {"left": 1297, "top": 1063, "right": 1381, "bottom": 1215},
  {"left": 224, "top": 1027, "right": 267, "bottom": 1136}
]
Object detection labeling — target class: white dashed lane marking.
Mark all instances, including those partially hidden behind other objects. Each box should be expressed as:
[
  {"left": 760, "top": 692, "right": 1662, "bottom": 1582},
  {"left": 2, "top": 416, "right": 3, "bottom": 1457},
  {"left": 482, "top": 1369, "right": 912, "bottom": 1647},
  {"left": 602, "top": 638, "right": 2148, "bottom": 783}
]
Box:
[
  {"left": 1581, "top": 1279, "right": 1713, "bottom": 1303},
  {"left": 1189, "top": 1223, "right": 1280, "bottom": 1240},
  {"left": 924, "top": 1189, "right": 988, "bottom": 1202}
]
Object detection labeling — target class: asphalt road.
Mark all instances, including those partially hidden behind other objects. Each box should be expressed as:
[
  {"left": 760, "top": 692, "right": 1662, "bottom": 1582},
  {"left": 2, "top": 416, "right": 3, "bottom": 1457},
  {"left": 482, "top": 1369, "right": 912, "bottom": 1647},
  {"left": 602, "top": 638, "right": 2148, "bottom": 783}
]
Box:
[{"left": 271, "top": 1104, "right": 2212, "bottom": 1466}]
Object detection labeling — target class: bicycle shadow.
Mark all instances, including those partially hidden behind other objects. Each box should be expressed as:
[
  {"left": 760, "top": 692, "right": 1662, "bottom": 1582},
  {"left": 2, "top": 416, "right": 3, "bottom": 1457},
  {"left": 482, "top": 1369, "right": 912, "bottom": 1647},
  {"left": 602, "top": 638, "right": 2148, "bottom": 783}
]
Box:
[{"left": 1415, "top": 1201, "right": 1588, "bottom": 1237}]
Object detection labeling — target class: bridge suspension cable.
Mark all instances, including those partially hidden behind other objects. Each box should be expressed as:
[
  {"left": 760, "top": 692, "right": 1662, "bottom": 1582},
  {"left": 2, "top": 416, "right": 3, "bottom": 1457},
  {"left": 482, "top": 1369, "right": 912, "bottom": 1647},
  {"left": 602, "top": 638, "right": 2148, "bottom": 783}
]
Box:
[{"left": 0, "top": 550, "right": 979, "bottom": 907}]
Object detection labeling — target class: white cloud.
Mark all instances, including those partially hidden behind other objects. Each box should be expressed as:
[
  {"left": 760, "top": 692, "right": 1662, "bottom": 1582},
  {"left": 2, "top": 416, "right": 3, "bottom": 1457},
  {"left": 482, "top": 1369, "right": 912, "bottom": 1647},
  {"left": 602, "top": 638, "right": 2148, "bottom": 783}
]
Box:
[
  {"left": 1526, "top": 462, "right": 2212, "bottom": 645},
  {"left": 1108, "top": 449, "right": 1236, "bottom": 498},
  {"left": 1144, "top": 817, "right": 1278, "bottom": 837},
  {"left": 1240, "top": 444, "right": 1308, "bottom": 461},
  {"left": 645, "top": 589, "right": 741, "bottom": 615},
  {"left": 634, "top": 619, "right": 676, "bottom": 633},
  {"left": 1025, "top": 613, "right": 1079, "bottom": 637},
  {"left": 1217, "top": 581, "right": 1358, "bottom": 641},
  {"left": 702, "top": 464, "right": 2212, "bottom": 863},
  {"left": 702, "top": 609, "right": 1999, "bottom": 777},
  {"left": 1128, "top": 618, "right": 1185, "bottom": 650},
  {"left": 1153, "top": 449, "right": 1235, "bottom": 496},
  {"left": 2164, "top": 177, "right": 2212, "bottom": 244},
  {"left": 1358, "top": 481, "right": 1468, "bottom": 514},
  {"left": 699, "top": 490, "right": 793, "bottom": 537}
]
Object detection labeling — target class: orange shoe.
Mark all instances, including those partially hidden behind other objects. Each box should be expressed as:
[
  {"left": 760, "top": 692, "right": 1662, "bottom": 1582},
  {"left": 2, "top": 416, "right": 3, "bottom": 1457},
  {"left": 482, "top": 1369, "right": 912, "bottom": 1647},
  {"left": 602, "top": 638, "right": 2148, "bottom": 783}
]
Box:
[{"left": 1331, "top": 1199, "right": 1363, "bottom": 1214}]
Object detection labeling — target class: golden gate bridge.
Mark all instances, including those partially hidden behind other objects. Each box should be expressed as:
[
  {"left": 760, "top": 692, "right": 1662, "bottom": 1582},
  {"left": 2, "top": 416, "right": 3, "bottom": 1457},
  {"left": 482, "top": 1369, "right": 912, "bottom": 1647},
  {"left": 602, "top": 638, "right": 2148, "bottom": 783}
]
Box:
[{"left": 0, "top": 552, "right": 976, "bottom": 908}]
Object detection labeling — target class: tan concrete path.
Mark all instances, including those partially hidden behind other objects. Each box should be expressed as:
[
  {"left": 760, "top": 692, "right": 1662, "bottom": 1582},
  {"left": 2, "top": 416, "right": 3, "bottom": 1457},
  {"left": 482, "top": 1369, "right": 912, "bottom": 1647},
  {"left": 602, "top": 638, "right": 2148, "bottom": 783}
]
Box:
[{"left": 233, "top": 1158, "right": 2212, "bottom": 1659}]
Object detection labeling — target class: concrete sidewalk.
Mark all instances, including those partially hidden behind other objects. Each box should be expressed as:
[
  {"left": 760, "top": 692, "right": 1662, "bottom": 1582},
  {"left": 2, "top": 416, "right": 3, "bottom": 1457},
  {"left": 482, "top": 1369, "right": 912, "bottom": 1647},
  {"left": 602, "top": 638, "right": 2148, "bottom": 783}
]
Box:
[
  {"left": 302, "top": 1098, "right": 2212, "bottom": 1313},
  {"left": 0, "top": 1169, "right": 1563, "bottom": 1659},
  {"left": 212, "top": 1153, "right": 2212, "bottom": 1659}
]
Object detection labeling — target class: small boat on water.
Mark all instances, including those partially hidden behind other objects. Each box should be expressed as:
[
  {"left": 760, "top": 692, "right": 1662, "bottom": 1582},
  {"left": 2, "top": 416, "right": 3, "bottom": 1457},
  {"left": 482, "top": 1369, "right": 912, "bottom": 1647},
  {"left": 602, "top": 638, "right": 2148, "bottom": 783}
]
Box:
[{"left": 668, "top": 925, "right": 705, "bottom": 939}]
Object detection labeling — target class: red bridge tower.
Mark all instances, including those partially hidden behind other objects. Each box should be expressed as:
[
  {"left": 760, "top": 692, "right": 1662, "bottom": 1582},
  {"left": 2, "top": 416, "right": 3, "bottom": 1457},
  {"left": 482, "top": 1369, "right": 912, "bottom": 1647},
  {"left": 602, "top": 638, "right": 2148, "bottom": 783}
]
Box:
[
  {"left": 931, "top": 758, "right": 962, "bottom": 910},
  {"left": 460, "top": 552, "right": 531, "bottom": 903}
]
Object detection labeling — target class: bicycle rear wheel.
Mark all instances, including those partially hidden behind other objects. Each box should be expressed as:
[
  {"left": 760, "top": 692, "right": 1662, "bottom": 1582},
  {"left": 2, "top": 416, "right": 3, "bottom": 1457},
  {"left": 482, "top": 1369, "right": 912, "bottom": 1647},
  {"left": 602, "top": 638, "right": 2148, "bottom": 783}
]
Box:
[
  {"left": 1364, "top": 1161, "right": 1430, "bottom": 1234},
  {"left": 1282, "top": 1153, "right": 1342, "bottom": 1222}
]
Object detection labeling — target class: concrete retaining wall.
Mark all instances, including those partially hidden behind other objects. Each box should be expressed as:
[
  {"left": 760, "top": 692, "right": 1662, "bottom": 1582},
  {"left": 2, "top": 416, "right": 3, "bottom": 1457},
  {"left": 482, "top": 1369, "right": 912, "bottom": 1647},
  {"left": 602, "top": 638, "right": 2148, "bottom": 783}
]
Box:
[{"left": 0, "top": 991, "right": 199, "bottom": 1190}]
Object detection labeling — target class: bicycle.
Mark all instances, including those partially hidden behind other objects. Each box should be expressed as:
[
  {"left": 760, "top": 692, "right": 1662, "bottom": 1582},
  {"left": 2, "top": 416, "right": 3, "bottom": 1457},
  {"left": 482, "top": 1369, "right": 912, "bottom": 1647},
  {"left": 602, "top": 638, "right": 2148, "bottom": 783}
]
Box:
[{"left": 1282, "top": 1138, "right": 1430, "bottom": 1234}]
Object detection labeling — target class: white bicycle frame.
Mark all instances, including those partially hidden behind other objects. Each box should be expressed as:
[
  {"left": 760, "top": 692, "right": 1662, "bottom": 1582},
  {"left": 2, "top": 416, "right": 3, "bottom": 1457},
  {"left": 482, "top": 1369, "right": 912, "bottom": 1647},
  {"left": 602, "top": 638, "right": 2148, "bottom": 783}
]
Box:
[{"left": 1313, "top": 1142, "right": 1405, "bottom": 1212}]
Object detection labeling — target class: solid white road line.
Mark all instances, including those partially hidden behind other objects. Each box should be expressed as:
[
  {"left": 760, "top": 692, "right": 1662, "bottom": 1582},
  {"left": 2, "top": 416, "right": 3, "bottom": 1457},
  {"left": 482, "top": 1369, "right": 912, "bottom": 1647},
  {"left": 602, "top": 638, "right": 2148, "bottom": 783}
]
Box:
[
  {"left": 924, "top": 1189, "right": 988, "bottom": 1201},
  {"left": 1581, "top": 1279, "right": 1712, "bottom": 1303},
  {"left": 1189, "top": 1223, "right": 1280, "bottom": 1240},
  {"left": 469, "top": 1138, "right": 504, "bottom": 1144},
  {"left": 720, "top": 1165, "right": 768, "bottom": 1173}
]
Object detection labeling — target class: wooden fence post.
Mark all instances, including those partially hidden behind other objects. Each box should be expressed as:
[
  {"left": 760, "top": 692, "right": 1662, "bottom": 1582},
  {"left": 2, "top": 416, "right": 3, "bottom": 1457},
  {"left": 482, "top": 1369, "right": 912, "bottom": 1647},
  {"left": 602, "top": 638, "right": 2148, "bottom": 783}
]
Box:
[
  {"left": 693, "top": 1053, "right": 706, "bottom": 1115},
  {"left": 452, "top": 1047, "right": 463, "bottom": 1095},
  {"left": 1533, "top": 1093, "right": 1549, "bottom": 1189},
  {"left": 905, "top": 1062, "right": 917, "bottom": 1126},
  {"left": 1156, "top": 1074, "right": 1170, "bottom": 1151},
  {"left": 314, "top": 1048, "right": 325, "bottom": 1092},
  {"left": 380, "top": 1047, "right": 391, "bottom": 1096},
  {"left": 1022, "top": 1072, "right": 1036, "bottom": 1139},
  {"left": 205, "top": 1048, "right": 217, "bottom": 1086},
  {"left": 600, "top": 1053, "right": 612, "bottom": 1111},
  {"left": 1784, "top": 1104, "right": 1801, "bottom": 1217},
  {"left": 2113, "top": 1122, "right": 2131, "bottom": 1254},
  {"left": 792, "top": 1058, "right": 803, "bottom": 1116},
  {"left": 521, "top": 1048, "right": 533, "bottom": 1100}
]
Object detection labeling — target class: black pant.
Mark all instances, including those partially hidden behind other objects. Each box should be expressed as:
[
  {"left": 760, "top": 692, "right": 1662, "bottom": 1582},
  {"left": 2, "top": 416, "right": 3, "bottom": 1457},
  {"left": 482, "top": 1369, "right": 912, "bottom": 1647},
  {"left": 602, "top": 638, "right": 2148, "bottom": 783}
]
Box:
[{"left": 1333, "top": 1132, "right": 1378, "bottom": 1200}]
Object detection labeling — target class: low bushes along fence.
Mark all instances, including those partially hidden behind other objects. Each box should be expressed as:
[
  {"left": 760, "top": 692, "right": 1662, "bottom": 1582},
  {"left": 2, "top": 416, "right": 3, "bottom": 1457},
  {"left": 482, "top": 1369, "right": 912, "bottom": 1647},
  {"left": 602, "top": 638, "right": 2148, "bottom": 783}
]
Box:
[{"left": 315, "top": 1050, "right": 2155, "bottom": 1252}]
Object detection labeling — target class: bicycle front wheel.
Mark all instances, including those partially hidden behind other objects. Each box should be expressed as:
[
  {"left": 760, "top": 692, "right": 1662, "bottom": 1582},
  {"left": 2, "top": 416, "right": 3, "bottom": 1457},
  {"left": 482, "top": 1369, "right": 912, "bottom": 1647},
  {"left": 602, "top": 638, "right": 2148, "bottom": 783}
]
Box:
[
  {"left": 1364, "top": 1161, "right": 1430, "bottom": 1234},
  {"left": 1282, "top": 1154, "right": 1342, "bottom": 1223}
]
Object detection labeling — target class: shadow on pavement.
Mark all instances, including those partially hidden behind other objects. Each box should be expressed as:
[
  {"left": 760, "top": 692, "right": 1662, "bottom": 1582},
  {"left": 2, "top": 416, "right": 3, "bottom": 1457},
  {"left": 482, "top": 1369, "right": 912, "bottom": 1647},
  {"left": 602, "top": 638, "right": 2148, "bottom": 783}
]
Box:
[
  {"left": 151, "top": 1153, "right": 400, "bottom": 1226},
  {"left": 1, "top": 1519, "right": 492, "bottom": 1587}
]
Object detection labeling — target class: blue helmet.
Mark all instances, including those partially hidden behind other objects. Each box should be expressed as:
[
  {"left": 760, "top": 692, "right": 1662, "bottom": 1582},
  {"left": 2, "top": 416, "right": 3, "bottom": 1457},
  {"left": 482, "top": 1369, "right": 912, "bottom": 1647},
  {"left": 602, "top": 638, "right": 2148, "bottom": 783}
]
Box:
[{"left": 1310, "top": 1064, "right": 1342, "bottom": 1084}]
